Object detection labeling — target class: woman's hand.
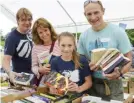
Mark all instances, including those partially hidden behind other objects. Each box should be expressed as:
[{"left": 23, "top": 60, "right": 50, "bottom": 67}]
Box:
[{"left": 38, "top": 64, "right": 51, "bottom": 75}]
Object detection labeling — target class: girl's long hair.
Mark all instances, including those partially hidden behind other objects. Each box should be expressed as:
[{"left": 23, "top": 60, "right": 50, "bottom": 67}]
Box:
[{"left": 58, "top": 32, "right": 81, "bottom": 69}]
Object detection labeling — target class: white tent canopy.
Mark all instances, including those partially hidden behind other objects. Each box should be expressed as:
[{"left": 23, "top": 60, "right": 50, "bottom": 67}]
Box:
[{"left": 0, "top": 0, "right": 134, "bottom": 34}]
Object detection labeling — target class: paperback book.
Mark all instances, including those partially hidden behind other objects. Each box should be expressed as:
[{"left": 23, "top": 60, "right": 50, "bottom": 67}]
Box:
[{"left": 14, "top": 72, "right": 34, "bottom": 86}]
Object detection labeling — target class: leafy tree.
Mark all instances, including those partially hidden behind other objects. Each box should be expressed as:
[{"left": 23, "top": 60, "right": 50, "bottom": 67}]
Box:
[{"left": 126, "top": 29, "right": 134, "bottom": 46}]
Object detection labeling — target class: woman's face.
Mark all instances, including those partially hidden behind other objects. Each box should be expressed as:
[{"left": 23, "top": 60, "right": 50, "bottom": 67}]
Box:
[
  {"left": 84, "top": 3, "right": 104, "bottom": 28},
  {"left": 37, "top": 26, "right": 51, "bottom": 44}
]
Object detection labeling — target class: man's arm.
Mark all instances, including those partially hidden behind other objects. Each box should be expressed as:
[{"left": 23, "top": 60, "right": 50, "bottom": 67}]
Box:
[
  {"left": 121, "top": 51, "right": 132, "bottom": 74},
  {"left": 2, "top": 55, "right": 12, "bottom": 74}
]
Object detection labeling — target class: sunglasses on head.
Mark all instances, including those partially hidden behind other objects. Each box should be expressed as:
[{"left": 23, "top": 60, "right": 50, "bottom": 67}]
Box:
[{"left": 84, "top": 0, "right": 99, "bottom": 7}]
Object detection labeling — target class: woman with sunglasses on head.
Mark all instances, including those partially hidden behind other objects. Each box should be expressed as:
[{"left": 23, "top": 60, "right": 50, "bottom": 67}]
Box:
[
  {"left": 32, "top": 18, "right": 61, "bottom": 86},
  {"left": 78, "top": 0, "right": 132, "bottom": 101}
]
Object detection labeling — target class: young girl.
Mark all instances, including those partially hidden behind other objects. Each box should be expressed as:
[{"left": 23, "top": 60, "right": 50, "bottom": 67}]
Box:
[{"left": 51, "top": 32, "right": 92, "bottom": 94}]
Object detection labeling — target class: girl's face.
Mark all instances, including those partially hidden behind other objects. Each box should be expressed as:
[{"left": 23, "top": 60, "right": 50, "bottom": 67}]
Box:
[
  {"left": 84, "top": 3, "right": 104, "bottom": 28},
  {"left": 37, "top": 26, "right": 51, "bottom": 44},
  {"left": 59, "top": 36, "right": 75, "bottom": 58}
]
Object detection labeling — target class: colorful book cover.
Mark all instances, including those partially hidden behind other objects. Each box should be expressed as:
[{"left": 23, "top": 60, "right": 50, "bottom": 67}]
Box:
[
  {"left": 37, "top": 51, "right": 52, "bottom": 66},
  {"left": 102, "top": 55, "right": 130, "bottom": 74},
  {"left": 14, "top": 72, "right": 34, "bottom": 86},
  {"left": 44, "top": 72, "right": 69, "bottom": 95}
]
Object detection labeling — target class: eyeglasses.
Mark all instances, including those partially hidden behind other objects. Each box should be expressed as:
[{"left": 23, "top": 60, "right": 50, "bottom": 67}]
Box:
[{"left": 84, "top": 0, "right": 99, "bottom": 7}]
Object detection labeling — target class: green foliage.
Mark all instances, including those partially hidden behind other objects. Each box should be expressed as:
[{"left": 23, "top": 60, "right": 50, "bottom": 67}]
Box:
[
  {"left": 73, "top": 32, "right": 81, "bottom": 40},
  {"left": 0, "top": 35, "right": 5, "bottom": 47},
  {"left": 0, "top": 40, "right": 5, "bottom": 47},
  {"left": 126, "top": 29, "right": 134, "bottom": 46}
]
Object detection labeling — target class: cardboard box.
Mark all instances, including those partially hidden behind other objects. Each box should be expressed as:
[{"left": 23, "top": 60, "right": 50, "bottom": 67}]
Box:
[
  {"left": 1, "top": 89, "right": 34, "bottom": 103},
  {"left": 1, "top": 87, "right": 82, "bottom": 103},
  {"left": 123, "top": 72, "right": 134, "bottom": 94},
  {"left": 123, "top": 94, "right": 134, "bottom": 103},
  {"left": 72, "top": 94, "right": 134, "bottom": 103},
  {"left": 129, "top": 81, "right": 134, "bottom": 94}
]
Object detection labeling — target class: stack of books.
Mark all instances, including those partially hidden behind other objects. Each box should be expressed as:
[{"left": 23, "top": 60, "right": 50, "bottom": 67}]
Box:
[{"left": 91, "top": 48, "right": 130, "bottom": 74}]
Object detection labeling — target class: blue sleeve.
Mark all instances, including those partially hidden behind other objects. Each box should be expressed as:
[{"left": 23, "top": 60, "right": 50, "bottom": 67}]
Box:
[
  {"left": 50, "top": 58, "right": 58, "bottom": 72},
  {"left": 115, "top": 28, "right": 132, "bottom": 54},
  {"left": 77, "top": 33, "right": 86, "bottom": 55},
  {"left": 49, "top": 55, "right": 56, "bottom": 63},
  {"left": 4, "top": 34, "right": 16, "bottom": 56},
  {"left": 80, "top": 56, "right": 92, "bottom": 77}
]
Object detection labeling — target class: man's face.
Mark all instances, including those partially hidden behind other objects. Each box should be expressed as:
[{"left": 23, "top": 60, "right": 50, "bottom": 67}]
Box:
[
  {"left": 17, "top": 15, "right": 32, "bottom": 33},
  {"left": 84, "top": 3, "right": 104, "bottom": 28}
]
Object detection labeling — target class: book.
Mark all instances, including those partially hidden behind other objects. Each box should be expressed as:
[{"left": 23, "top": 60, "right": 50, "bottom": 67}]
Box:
[
  {"left": 91, "top": 48, "right": 106, "bottom": 64},
  {"left": 100, "top": 50, "right": 119, "bottom": 66},
  {"left": 102, "top": 54, "right": 130, "bottom": 74},
  {"left": 44, "top": 72, "right": 69, "bottom": 95},
  {"left": 37, "top": 51, "right": 52, "bottom": 66},
  {"left": 14, "top": 72, "right": 34, "bottom": 86},
  {"left": 96, "top": 48, "right": 118, "bottom": 66},
  {"left": 100, "top": 53, "right": 120, "bottom": 68},
  {"left": 25, "top": 96, "right": 47, "bottom": 103}
]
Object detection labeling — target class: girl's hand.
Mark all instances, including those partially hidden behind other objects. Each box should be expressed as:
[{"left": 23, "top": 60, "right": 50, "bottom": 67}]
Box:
[
  {"left": 68, "top": 82, "right": 80, "bottom": 93},
  {"left": 49, "top": 87, "right": 58, "bottom": 94},
  {"left": 39, "top": 64, "right": 51, "bottom": 75}
]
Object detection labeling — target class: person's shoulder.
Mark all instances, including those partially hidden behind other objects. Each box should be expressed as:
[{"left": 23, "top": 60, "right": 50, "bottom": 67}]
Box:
[
  {"left": 33, "top": 44, "right": 43, "bottom": 48},
  {"left": 82, "top": 28, "right": 91, "bottom": 35},
  {"left": 51, "top": 56, "right": 60, "bottom": 62},
  {"left": 108, "top": 23, "right": 124, "bottom": 32},
  {"left": 79, "top": 55, "right": 88, "bottom": 63},
  {"left": 6, "top": 30, "right": 18, "bottom": 41}
]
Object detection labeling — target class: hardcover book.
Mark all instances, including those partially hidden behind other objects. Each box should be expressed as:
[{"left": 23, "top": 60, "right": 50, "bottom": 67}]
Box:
[
  {"left": 44, "top": 72, "right": 69, "bottom": 95},
  {"left": 14, "top": 72, "right": 34, "bottom": 86},
  {"left": 91, "top": 48, "right": 106, "bottom": 64},
  {"left": 37, "top": 51, "right": 52, "bottom": 66}
]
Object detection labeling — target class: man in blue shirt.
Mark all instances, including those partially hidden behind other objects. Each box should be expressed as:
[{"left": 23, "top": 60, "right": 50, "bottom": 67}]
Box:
[
  {"left": 2, "top": 8, "right": 33, "bottom": 83},
  {"left": 78, "top": 0, "right": 132, "bottom": 101}
]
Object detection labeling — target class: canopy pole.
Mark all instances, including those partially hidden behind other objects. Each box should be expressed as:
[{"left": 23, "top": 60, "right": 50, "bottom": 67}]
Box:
[{"left": 57, "top": 0, "right": 78, "bottom": 44}]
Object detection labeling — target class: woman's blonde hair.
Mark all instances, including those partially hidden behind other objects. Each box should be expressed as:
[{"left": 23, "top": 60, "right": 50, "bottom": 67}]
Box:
[
  {"left": 58, "top": 32, "right": 81, "bottom": 69},
  {"left": 32, "top": 18, "right": 58, "bottom": 45},
  {"left": 16, "top": 8, "right": 32, "bottom": 21}
]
